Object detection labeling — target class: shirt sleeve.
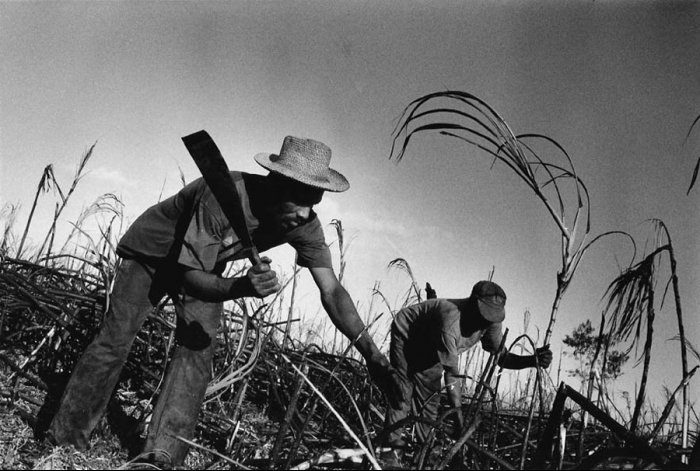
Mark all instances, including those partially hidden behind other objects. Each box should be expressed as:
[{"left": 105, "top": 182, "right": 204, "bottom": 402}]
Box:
[
  {"left": 435, "top": 301, "right": 462, "bottom": 370},
  {"left": 437, "top": 331, "right": 461, "bottom": 371},
  {"left": 286, "top": 215, "right": 333, "bottom": 269},
  {"left": 177, "top": 194, "right": 225, "bottom": 272},
  {"left": 480, "top": 322, "right": 504, "bottom": 353}
]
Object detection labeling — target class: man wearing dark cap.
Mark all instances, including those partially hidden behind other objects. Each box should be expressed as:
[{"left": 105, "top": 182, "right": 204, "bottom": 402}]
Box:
[
  {"left": 48, "top": 136, "right": 402, "bottom": 465},
  {"left": 383, "top": 280, "right": 552, "bottom": 447}
]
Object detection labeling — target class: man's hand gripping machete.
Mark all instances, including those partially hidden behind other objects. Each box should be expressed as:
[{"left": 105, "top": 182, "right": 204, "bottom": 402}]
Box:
[{"left": 182, "top": 130, "right": 261, "bottom": 266}]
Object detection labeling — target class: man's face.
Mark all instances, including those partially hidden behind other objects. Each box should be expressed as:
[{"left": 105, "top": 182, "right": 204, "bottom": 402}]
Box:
[
  {"left": 270, "top": 200, "right": 314, "bottom": 231},
  {"left": 460, "top": 297, "right": 492, "bottom": 335},
  {"left": 267, "top": 175, "right": 324, "bottom": 231}
]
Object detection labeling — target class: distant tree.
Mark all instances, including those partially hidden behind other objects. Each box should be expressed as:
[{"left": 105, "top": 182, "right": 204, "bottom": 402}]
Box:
[{"left": 563, "top": 320, "right": 628, "bottom": 384}]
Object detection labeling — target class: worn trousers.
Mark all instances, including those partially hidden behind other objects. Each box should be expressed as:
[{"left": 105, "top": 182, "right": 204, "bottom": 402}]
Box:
[
  {"left": 48, "top": 258, "right": 223, "bottom": 465},
  {"left": 384, "top": 325, "right": 442, "bottom": 445}
]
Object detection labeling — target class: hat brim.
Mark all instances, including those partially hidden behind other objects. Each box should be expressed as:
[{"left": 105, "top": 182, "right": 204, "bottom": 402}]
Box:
[
  {"left": 254, "top": 153, "right": 350, "bottom": 192},
  {"left": 477, "top": 298, "right": 506, "bottom": 323}
]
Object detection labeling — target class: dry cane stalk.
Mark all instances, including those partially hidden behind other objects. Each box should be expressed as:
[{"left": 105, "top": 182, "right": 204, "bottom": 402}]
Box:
[
  {"left": 0, "top": 353, "right": 48, "bottom": 390},
  {"left": 519, "top": 336, "right": 544, "bottom": 470},
  {"left": 283, "top": 317, "right": 382, "bottom": 468},
  {"left": 174, "top": 435, "right": 249, "bottom": 469},
  {"left": 464, "top": 437, "right": 516, "bottom": 470},
  {"left": 664, "top": 236, "right": 690, "bottom": 453},
  {"left": 281, "top": 264, "right": 300, "bottom": 352},
  {"left": 630, "top": 267, "right": 655, "bottom": 433},
  {"left": 36, "top": 143, "right": 96, "bottom": 260},
  {"left": 467, "top": 329, "right": 508, "bottom": 422},
  {"left": 648, "top": 365, "right": 699, "bottom": 441},
  {"left": 269, "top": 361, "right": 308, "bottom": 468},
  {"left": 436, "top": 416, "right": 481, "bottom": 469},
  {"left": 16, "top": 165, "right": 54, "bottom": 259},
  {"left": 577, "top": 312, "right": 606, "bottom": 460},
  {"left": 282, "top": 355, "right": 382, "bottom": 470}
]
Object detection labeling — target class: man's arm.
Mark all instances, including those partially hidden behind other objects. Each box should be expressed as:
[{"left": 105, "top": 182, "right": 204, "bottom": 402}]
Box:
[
  {"left": 308, "top": 266, "right": 405, "bottom": 406},
  {"left": 308, "top": 266, "right": 384, "bottom": 363},
  {"left": 444, "top": 366, "right": 464, "bottom": 434},
  {"left": 181, "top": 256, "right": 280, "bottom": 302},
  {"left": 497, "top": 346, "right": 553, "bottom": 370}
]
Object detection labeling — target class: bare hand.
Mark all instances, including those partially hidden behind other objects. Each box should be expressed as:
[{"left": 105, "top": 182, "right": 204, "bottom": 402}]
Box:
[
  {"left": 367, "top": 356, "right": 406, "bottom": 410},
  {"left": 247, "top": 256, "right": 280, "bottom": 298},
  {"left": 535, "top": 345, "right": 553, "bottom": 369}
]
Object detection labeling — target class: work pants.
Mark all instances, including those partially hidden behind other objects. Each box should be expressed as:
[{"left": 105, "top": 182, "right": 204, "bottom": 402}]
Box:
[
  {"left": 48, "top": 258, "right": 222, "bottom": 466},
  {"left": 384, "top": 325, "right": 442, "bottom": 445}
]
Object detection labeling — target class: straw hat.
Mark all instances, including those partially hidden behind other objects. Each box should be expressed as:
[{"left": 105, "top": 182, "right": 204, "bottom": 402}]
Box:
[{"left": 254, "top": 136, "right": 350, "bottom": 192}]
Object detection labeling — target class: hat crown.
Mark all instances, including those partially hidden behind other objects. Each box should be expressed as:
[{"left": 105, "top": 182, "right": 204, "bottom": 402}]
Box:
[
  {"left": 471, "top": 280, "right": 506, "bottom": 300},
  {"left": 254, "top": 136, "right": 349, "bottom": 192},
  {"left": 270, "top": 136, "right": 332, "bottom": 169},
  {"left": 471, "top": 280, "right": 507, "bottom": 323}
]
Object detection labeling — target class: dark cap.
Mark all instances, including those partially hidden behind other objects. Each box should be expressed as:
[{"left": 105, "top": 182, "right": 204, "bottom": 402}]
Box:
[{"left": 470, "top": 280, "right": 506, "bottom": 323}]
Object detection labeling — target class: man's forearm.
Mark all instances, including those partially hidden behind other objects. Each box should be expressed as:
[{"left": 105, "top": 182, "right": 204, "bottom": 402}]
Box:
[
  {"left": 497, "top": 352, "right": 536, "bottom": 370},
  {"left": 320, "top": 284, "right": 383, "bottom": 363},
  {"left": 444, "top": 370, "right": 462, "bottom": 409},
  {"left": 182, "top": 269, "right": 254, "bottom": 302}
]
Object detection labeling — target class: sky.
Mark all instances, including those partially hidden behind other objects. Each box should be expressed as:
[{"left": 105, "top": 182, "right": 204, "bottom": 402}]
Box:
[{"left": 2, "top": 1, "right": 700, "bottom": 411}]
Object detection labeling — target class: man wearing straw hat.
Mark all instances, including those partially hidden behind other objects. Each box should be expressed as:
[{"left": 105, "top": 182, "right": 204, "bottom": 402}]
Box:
[
  {"left": 383, "top": 280, "right": 552, "bottom": 451},
  {"left": 48, "top": 136, "right": 403, "bottom": 465}
]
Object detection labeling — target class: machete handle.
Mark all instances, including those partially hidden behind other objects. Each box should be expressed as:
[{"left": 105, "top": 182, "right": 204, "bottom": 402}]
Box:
[{"left": 244, "top": 246, "right": 262, "bottom": 266}]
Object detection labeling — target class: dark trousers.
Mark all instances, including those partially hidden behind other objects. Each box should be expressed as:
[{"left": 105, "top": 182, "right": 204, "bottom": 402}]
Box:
[
  {"left": 48, "top": 258, "right": 223, "bottom": 466},
  {"left": 384, "top": 326, "right": 442, "bottom": 445}
]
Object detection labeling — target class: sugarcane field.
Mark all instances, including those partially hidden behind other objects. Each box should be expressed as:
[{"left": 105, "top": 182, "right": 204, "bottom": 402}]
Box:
[{"left": 2, "top": 2, "right": 700, "bottom": 470}]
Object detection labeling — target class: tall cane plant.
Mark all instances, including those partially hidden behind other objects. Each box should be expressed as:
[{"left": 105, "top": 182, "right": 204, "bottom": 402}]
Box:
[
  {"left": 602, "top": 220, "right": 690, "bottom": 446},
  {"left": 389, "top": 91, "right": 627, "bottom": 347},
  {"left": 35, "top": 143, "right": 97, "bottom": 261},
  {"left": 389, "top": 91, "right": 636, "bottom": 464}
]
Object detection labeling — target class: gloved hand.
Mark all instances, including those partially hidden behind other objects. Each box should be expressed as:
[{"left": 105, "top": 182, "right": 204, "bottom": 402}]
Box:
[
  {"left": 535, "top": 344, "right": 553, "bottom": 369},
  {"left": 367, "top": 356, "right": 406, "bottom": 409}
]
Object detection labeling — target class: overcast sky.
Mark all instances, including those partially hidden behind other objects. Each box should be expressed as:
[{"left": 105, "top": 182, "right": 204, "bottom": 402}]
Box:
[{"left": 2, "top": 0, "right": 700, "bottom": 407}]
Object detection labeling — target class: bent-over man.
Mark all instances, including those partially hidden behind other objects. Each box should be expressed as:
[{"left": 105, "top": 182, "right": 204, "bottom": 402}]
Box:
[
  {"left": 48, "top": 136, "right": 401, "bottom": 465},
  {"left": 385, "top": 280, "right": 552, "bottom": 446}
]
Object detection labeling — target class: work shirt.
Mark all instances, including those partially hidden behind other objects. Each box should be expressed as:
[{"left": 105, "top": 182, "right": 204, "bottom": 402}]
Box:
[
  {"left": 392, "top": 298, "right": 503, "bottom": 374},
  {"left": 116, "top": 172, "right": 333, "bottom": 272}
]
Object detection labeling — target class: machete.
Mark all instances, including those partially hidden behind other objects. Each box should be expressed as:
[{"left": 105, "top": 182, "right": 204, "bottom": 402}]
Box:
[{"left": 182, "top": 130, "right": 261, "bottom": 266}]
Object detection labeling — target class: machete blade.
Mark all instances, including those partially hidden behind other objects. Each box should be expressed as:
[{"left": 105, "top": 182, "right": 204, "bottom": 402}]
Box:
[{"left": 182, "top": 130, "right": 261, "bottom": 265}]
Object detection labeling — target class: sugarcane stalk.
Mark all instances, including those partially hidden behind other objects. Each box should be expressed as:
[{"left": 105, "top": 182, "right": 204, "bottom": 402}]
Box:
[
  {"left": 283, "top": 356, "right": 382, "bottom": 470},
  {"left": 465, "top": 437, "right": 516, "bottom": 470},
  {"left": 630, "top": 284, "right": 655, "bottom": 434},
  {"left": 0, "top": 353, "right": 48, "bottom": 390},
  {"left": 436, "top": 416, "right": 481, "bottom": 469},
  {"left": 577, "top": 312, "right": 606, "bottom": 459},
  {"left": 281, "top": 264, "right": 299, "bottom": 352},
  {"left": 175, "top": 435, "right": 249, "bottom": 469},
  {"left": 270, "top": 361, "right": 307, "bottom": 468},
  {"left": 666, "top": 242, "right": 689, "bottom": 453},
  {"left": 502, "top": 333, "right": 548, "bottom": 469},
  {"left": 17, "top": 165, "right": 54, "bottom": 259},
  {"left": 648, "top": 365, "right": 698, "bottom": 441},
  {"left": 36, "top": 143, "right": 96, "bottom": 260}
]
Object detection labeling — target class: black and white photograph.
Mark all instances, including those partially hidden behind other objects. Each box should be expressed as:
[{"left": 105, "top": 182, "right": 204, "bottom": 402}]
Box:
[{"left": 1, "top": 1, "right": 700, "bottom": 469}]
